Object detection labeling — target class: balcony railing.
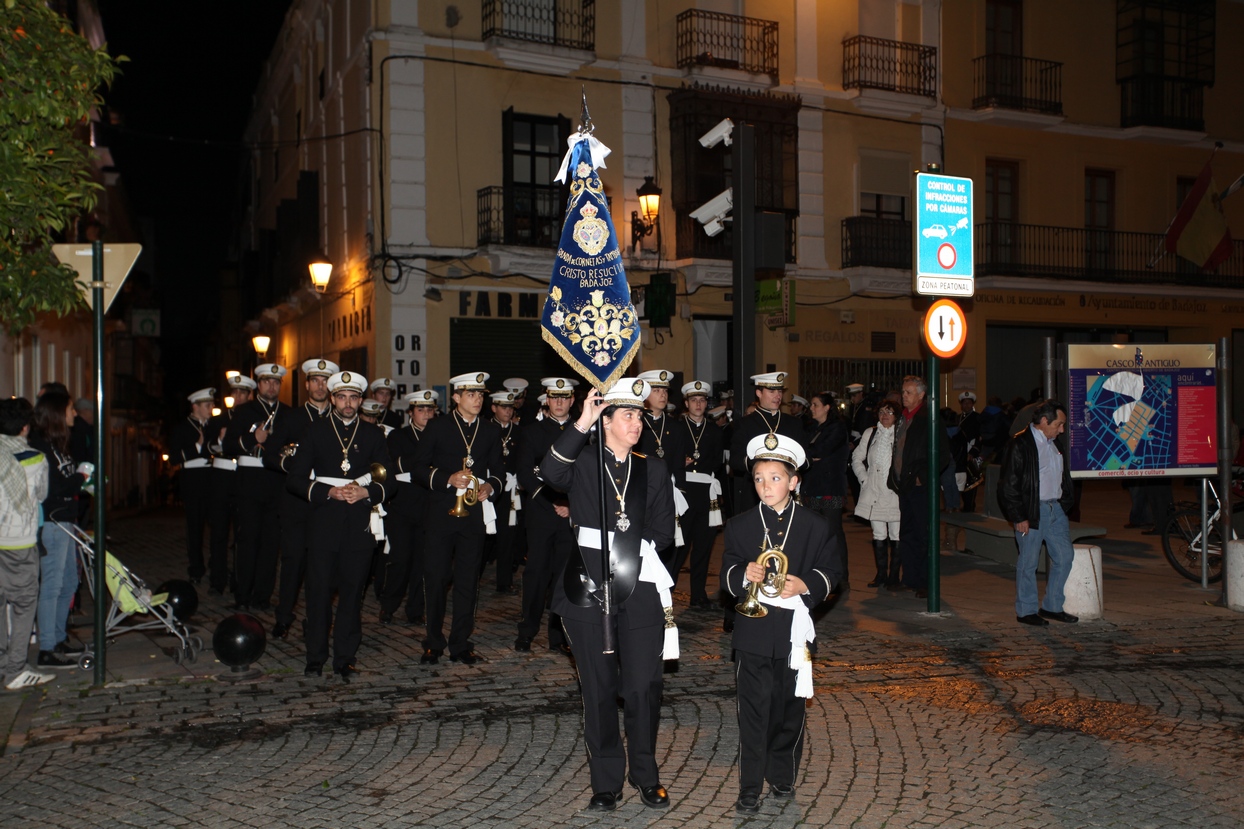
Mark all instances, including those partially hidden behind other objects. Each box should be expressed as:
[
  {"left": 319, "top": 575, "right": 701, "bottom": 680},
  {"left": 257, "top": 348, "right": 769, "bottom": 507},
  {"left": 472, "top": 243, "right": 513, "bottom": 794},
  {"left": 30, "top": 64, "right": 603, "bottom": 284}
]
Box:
[
  {"left": 842, "top": 216, "right": 911, "bottom": 269},
  {"left": 972, "top": 55, "right": 1063, "bottom": 115},
  {"left": 482, "top": 0, "right": 595, "bottom": 51},
  {"left": 676, "top": 10, "right": 779, "bottom": 78},
  {"left": 477, "top": 185, "right": 564, "bottom": 248},
  {"left": 842, "top": 35, "right": 937, "bottom": 98},
  {"left": 976, "top": 222, "right": 1244, "bottom": 287},
  {"left": 1120, "top": 76, "right": 1205, "bottom": 131}
]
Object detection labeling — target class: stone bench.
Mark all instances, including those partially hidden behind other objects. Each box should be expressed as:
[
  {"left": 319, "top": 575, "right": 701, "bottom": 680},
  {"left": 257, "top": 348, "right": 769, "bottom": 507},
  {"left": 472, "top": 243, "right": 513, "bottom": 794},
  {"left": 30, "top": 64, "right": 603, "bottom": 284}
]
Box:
[{"left": 941, "top": 512, "right": 1108, "bottom": 571}]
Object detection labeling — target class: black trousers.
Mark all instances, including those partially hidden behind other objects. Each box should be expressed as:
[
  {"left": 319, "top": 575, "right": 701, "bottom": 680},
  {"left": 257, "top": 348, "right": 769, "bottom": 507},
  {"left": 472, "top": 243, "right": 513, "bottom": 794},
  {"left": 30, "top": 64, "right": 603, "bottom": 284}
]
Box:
[
  {"left": 274, "top": 492, "right": 310, "bottom": 626},
  {"left": 179, "top": 468, "right": 212, "bottom": 580},
  {"left": 490, "top": 503, "right": 517, "bottom": 590},
  {"left": 805, "top": 496, "right": 848, "bottom": 582},
  {"left": 669, "top": 483, "right": 718, "bottom": 604},
  {"left": 233, "top": 468, "right": 283, "bottom": 606},
  {"left": 898, "top": 484, "right": 928, "bottom": 589},
  {"left": 207, "top": 467, "right": 238, "bottom": 591},
  {"left": 422, "top": 524, "right": 484, "bottom": 656},
  {"left": 376, "top": 504, "right": 426, "bottom": 620},
  {"left": 517, "top": 512, "right": 572, "bottom": 647},
  {"left": 734, "top": 650, "right": 805, "bottom": 796},
  {"left": 562, "top": 612, "right": 664, "bottom": 794},
  {"left": 304, "top": 519, "right": 374, "bottom": 671}
]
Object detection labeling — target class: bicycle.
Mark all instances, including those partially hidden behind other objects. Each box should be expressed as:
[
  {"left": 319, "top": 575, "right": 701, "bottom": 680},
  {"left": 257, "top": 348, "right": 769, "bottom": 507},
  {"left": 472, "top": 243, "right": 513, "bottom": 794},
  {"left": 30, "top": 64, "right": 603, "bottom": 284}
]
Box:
[{"left": 1160, "top": 480, "right": 1242, "bottom": 583}]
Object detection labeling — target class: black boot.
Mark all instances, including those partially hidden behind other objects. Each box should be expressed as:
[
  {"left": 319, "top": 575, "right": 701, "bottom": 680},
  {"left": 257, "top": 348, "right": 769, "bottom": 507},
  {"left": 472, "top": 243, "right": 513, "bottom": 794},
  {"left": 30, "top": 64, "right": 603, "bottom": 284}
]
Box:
[
  {"left": 885, "top": 539, "right": 901, "bottom": 587},
  {"left": 867, "top": 540, "right": 888, "bottom": 588}
]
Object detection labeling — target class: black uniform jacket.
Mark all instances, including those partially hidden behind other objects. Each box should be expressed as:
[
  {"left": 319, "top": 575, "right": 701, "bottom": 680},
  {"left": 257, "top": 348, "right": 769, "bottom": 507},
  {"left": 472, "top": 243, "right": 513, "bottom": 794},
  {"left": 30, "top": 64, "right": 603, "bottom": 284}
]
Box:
[
  {"left": 411, "top": 411, "right": 504, "bottom": 532},
  {"left": 729, "top": 409, "right": 810, "bottom": 475},
  {"left": 639, "top": 412, "right": 686, "bottom": 488},
  {"left": 285, "top": 414, "right": 394, "bottom": 536},
  {"left": 541, "top": 425, "right": 675, "bottom": 628},
  {"left": 721, "top": 501, "right": 842, "bottom": 658},
  {"left": 516, "top": 416, "right": 572, "bottom": 521},
  {"left": 223, "top": 398, "right": 292, "bottom": 470},
  {"left": 269, "top": 402, "right": 331, "bottom": 473},
  {"left": 386, "top": 422, "right": 428, "bottom": 518},
  {"left": 996, "top": 425, "right": 1074, "bottom": 530},
  {"left": 680, "top": 416, "right": 724, "bottom": 481},
  {"left": 171, "top": 417, "right": 213, "bottom": 467}
]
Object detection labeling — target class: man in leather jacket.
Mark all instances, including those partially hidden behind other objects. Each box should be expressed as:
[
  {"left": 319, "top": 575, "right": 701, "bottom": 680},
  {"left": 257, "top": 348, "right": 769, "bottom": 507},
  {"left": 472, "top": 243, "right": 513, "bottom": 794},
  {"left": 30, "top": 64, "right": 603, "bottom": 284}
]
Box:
[{"left": 996, "top": 399, "right": 1078, "bottom": 627}]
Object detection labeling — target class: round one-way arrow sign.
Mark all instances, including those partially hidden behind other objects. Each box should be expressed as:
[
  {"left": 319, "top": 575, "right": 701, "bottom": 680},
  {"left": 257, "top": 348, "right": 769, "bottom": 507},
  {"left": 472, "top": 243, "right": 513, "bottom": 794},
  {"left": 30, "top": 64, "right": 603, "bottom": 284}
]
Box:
[{"left": 923, "top": 298, "right": 967, "bottom": 359}]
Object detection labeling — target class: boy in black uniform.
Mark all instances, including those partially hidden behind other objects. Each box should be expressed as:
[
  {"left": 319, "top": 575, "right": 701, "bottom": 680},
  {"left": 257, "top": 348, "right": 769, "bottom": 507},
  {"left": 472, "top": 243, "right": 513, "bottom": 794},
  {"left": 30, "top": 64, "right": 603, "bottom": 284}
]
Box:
[
  {"left": 411, "top": 371, "right": 504, "bottom": 665},
  {"left": 636, "top": 369, "right": 685, "bottom": 572},
  {"left": 721, "top": 433, "right": 842, "bottom": 814},
  {"left": 513, "top": 377, "right": 577, "bottom": 652},
  {"left": 487, "top": 390, "right": 521, "bottom": 594},
  {"left": 728, "top": 372, "right": 809, "bottom": 515},
  {"left": 673, "top": 379, "right": 724, "bottom": 607},
  {"left": 377, "top": 389, "right": 438, "bottom": 625},
  {"left": 285, "top": 371, "right": 393, "bottom": 682},
  {"left": 171, "top": 387, "right": 216, "bottom": 584},
  {"left": 540, "top": 379, "right": 676, "bottom": 813},
  {"left": 270, "top": 358, "right": 337, "bottom": 639},
  {"left": 369, "top": 377, "right": 404, "bottom": 429}
]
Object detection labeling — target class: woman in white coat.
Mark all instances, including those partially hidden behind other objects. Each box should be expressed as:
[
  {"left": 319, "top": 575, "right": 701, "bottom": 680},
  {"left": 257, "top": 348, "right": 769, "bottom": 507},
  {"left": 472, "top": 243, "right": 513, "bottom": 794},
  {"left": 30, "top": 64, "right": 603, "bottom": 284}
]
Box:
[{"left": 851, "top": 400, "right": 902, "bottom": 588}]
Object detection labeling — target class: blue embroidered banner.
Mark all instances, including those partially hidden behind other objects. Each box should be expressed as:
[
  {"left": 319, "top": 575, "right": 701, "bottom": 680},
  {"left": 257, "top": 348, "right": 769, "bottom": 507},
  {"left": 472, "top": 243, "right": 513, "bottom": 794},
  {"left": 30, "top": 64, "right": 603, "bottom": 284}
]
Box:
[{"left": 541, "top": 135, "right": 639, "bottom": 391}]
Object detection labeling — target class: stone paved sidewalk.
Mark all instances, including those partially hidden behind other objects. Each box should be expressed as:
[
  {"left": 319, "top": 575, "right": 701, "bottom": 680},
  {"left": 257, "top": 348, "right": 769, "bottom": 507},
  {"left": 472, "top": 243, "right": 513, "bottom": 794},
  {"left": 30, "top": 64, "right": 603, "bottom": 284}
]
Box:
[{"left": 1, "top": 481, "right": 1241, "bottom": 828}]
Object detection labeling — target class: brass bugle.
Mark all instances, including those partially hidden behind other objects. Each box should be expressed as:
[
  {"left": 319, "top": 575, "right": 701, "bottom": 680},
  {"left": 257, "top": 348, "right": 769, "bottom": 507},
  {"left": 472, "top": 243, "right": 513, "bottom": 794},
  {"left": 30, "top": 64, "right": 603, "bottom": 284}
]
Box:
[
  {"left": 734, "top": 549, "right": 789, "bottom": 619},
  {"left": 449, "top": 458, "right": 480, "bottom": 517},
  {"left": 353, "top": 462, "right": 386, "bottom": 487}
]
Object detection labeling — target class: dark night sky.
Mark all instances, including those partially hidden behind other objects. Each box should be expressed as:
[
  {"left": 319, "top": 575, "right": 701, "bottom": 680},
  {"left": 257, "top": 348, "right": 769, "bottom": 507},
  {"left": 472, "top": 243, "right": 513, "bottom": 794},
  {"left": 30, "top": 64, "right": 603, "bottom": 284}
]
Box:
[{"left": 95, "top": 1, "right": 291, "bottom": 394}]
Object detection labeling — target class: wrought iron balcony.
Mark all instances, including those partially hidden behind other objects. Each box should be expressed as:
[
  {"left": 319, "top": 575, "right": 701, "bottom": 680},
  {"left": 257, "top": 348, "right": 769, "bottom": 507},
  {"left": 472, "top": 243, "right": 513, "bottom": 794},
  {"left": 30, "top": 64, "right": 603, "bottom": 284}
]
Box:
[
  {"left": 972, "top": 55, "right": 1063, "bottom": 115},
  {"left": 842, "top": 35, "right": 937, "bottom": 98},
  {"left": 1120, "top": 76, "right": 1205, "bottom": 131},
  {"left": 481, "top": 0, "right": 595, "bottom": 51},
  {"left": 676, "top": 9, "right": 779, "bottom": 79},
  {"left": 477, "top": 185, "right": 564, "bottom": 249},
  {"left": 841, "top": 216, "right": 911, "bottom": 269},
  {"left": 976, "top": 221, "right": 1244, "bottom": 287}
]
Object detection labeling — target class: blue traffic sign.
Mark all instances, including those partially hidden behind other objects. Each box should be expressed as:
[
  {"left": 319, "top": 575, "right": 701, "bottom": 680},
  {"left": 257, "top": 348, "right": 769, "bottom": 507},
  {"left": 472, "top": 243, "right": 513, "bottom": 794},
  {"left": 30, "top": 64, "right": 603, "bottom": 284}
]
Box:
[{"left": 913, "top": 172, "right": 974, "bottom": 297}]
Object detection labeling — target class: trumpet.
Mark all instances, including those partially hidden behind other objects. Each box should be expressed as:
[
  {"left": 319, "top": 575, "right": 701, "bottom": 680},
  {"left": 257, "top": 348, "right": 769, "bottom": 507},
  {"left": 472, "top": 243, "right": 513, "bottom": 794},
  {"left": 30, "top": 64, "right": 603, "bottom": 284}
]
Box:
[
  {"left": 734, "top": 549, "right": 789, "bottom": 619},
  {"left": 449, "top": 457, "right": 480, "bottom": 517},
  {"left": 353, "top": 462, "right": 387, "bottom": 487}
]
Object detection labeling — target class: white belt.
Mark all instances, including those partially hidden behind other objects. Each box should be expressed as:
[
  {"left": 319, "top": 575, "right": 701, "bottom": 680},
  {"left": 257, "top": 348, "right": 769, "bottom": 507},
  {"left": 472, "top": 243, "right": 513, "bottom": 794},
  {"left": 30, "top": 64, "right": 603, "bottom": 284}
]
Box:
[
  {"left": 686, "top": 472, "right": 723, "bottom": 527},
  {"left": 395, "top": 472, "right": 412, "bottom": 483},
  {"left": 181, "top": 459, "right": 210, "bottom": 470},
  {"left": 576, "top": 526, "right": 678, "bottom": 660},
  {"left": 211, "top": 458, "right": 237, "bottom": 471},
  {"left": 237, "top": 456, "right": 265, "bottom": 468},
  {"left": 755, "top": 591, "right": 816, "bottom": 698}
]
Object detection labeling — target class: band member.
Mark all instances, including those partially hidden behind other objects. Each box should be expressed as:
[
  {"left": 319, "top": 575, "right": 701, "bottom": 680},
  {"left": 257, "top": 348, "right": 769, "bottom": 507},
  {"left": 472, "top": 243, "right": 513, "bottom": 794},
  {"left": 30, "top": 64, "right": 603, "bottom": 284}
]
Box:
[
  {"left": 788, "top": 395, "right": 812, "bottom": 430},
  {"left": 222, "top": 363, "right": 291, "bottom": 611},
  {"left": 377, "top": 389, "right": 438, "bottom": 625},
  {"left": 360, "top": 398, "right": 387, "bottom": 428},
  {"left": 369, "top": 377, "right": 403, "bottom": 429},
  {"left": 503, "top": 377, "right": 533, "bottom": 424},
  {"left": 729, "top": 372, "right": 809, "bottom": 514},
  {"left": 412, "top": 372, "right": 504, "bottom": 665},
  {"left": 270, "top": 358, "right": 337, "bottom": 640},
  {"left": 672, "top": 380, "right": 724, "bottom": 608},
  {"left": 488, "top": 390, "right": 521, "bottom": 594},
  {"left": 514, "top": 377, "right": 577, "bottom": 653},
  {"left": 721, "top": 433, "right": 842, "bottom": 813},
  {"left": 541, "top": 379, "right": 676, "bottom": 813},
  {"left": 206, "top": 374, "right": 255, "bottom": 595},
  {"left": 286, "top": 371, "right": 394, "bottom": 681},
  {"left": 636, "top": 369, "right": 685, "bottom": 573},
  {"left": 171, "top": 388, "right": 215, "bottom": 584}
]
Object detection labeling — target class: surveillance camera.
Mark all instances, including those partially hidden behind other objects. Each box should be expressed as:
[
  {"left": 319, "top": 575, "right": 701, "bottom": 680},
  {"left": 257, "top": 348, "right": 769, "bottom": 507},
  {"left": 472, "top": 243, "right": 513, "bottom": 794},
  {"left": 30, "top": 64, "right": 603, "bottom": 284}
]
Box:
[
  {"left": 698, "top": 118, "right": 734, "bottom": 149},
  {"left": 689, "top": 188, "right": 733, "bottom": 227},
  {"left": 703, "top": 217, "right": 727, "bottom": 237}
]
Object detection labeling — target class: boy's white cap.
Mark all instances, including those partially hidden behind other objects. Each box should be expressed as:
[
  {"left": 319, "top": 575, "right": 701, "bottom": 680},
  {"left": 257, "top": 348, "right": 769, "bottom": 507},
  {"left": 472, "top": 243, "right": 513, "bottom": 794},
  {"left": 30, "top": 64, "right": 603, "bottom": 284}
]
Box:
[
  {"left": 328, "top": 371, "right": 367, "bottom": 394},
  {"left": 790, "top": 395, "right": 809, "bottom": 407},
  {"left": 188, "top": 388, "right": 216, "bottom": 404},
  {"left": 490, "top": 391, "right": 517, "bottom": 405},
  {"left": 360, "top": 398, "right": 385, "bottom": 415},
  {"left": 746, "top": 432, "right": 806, "bottom": 468},
  {"left": 301, "top": 358, "right": 338, "bottom": 378},
  {"left": 449, "top": 372, "right": 489, "bottom": 390},
  {"left": 846, "top": 383, "right": 864, "bottom": 394},
  {"left": 636, "top": 369, "right": 672, "bottom": 388},
  {"left": 959, "top": 391, "right": 977, "bottom": 402},
  {"left": 227, "top": 375, "right": 257, "bottom": 391},
  {"left": 681, "top": 380, "right": 710, "bottom": 397},
  {"left": 603, "top": 377, "right": 651, "bottom": 408},
  {"left": 750, "top": 371, "right": 787, "bottom": 389},
  {"left": 503, "top": 378, "right": 529, "bottom": 393},
  {"left": 541, "top": 377, "right": 578, "bottom": 397},
  {"left": 254, "top": 363, "right": 287, "bottom": 379},
  {"left": 404, "top": 389, "right": 440, "bottom": 407}
]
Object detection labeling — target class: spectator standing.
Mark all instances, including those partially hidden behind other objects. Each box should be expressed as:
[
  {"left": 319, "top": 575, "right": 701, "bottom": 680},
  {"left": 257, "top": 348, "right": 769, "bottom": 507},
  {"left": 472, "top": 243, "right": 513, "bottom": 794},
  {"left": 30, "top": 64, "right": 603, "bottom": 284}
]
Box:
[
  {"left": 886, "top": 376, "right": 950, "bottom": 598},
  {"left": 803, "top": 392, "right": 851, "bottom": 587},
  {"left": 851, "top": 400, "right": 901, "bottom": 588}
]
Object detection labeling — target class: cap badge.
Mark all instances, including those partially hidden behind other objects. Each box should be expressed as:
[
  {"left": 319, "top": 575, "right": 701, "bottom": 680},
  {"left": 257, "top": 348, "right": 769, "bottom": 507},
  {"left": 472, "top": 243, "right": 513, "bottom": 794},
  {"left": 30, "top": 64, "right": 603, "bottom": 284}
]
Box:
[
  {"left": 270, "top": 366, "right": 280, "bottom": 375},
  {"left": 476, "top": 373, "right": 485, "bottom": 383},
  {"left": 694, "top": 382, "right": 703, "bottom": 390},
  {"left": 659, "top": 371, "right": 668, "bottom": 381},
  {"left": 556, "top": 379, "right": 566, "bottom": 389},
  {"left": 764, "top": 433, "right": 779, "bottom": 451},
  {"left": 342, "top": 372, "right": 352, "bottom": 383},
  {"left": 317, "top": 360, "right": 326, "bottom": 370},
  {"left": 632, "top": 380, "right": 644, "bottom": 396},
  {"left": 776, "top": 373, "right": 786, "bottom": 383}
]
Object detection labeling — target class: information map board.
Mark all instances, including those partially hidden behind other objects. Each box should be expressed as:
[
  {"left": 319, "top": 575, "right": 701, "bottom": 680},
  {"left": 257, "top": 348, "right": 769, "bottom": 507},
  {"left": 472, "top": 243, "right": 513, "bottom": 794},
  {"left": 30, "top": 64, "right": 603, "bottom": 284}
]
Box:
[{"left": 1067, "top": 343, "right": 1217, "bottom": 479}]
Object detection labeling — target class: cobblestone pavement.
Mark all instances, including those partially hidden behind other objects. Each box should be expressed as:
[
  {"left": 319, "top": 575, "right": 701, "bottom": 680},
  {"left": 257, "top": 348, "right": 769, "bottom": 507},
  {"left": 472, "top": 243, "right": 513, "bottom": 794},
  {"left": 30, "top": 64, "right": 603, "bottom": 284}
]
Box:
[{"left": 1, "top": 482, "right": 1242, "bottom": 828}]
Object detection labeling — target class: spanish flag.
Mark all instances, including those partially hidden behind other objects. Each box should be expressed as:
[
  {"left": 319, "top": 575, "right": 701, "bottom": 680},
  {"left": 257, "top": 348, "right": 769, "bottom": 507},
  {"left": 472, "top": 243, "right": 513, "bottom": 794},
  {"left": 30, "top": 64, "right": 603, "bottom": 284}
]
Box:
[{"left": 1165, "top": 162, "right": 1233, "bottom": 270}]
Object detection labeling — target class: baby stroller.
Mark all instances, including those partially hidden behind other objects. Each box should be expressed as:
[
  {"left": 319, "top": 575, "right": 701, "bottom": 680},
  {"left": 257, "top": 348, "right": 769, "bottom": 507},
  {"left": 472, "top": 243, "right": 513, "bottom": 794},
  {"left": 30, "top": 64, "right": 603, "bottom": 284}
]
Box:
[{"left": 54, "top": 522, "right": 204, "bottom": 670}]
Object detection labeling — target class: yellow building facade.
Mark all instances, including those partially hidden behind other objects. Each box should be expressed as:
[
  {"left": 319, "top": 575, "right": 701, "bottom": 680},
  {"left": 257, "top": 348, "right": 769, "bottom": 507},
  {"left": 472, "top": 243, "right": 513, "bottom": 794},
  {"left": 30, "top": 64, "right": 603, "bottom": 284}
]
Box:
[{"left": 238, "top": 0, "right": 1244, "bottom": 414}]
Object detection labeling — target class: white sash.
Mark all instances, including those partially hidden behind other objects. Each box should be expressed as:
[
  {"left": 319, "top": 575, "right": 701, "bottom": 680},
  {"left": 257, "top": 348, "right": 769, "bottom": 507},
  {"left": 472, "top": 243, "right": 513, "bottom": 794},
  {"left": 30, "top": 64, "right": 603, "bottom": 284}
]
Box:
[
  {"left": 754, "top": 590, "right": 816, "bottom": 698},
  {"left": 685, "top": 471, "right": 724, "bottom": 527},
  {"left": 576, "top": 527, "right": 679, "bottom": 660}
]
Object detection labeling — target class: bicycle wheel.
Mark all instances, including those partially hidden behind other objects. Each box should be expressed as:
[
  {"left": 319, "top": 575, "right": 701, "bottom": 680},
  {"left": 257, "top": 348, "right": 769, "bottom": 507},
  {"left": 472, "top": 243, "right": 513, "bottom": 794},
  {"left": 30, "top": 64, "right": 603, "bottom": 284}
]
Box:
[{"left": 1161, "top": 509, "right": 1224, "bottom": 583}]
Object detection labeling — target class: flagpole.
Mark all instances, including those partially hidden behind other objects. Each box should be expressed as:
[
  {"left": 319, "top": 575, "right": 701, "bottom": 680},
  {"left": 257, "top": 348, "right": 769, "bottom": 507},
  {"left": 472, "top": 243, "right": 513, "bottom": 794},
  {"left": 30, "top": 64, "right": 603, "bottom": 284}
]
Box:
[{"left": 1149, "top": 141, "right": 1223, "bottom": 268}]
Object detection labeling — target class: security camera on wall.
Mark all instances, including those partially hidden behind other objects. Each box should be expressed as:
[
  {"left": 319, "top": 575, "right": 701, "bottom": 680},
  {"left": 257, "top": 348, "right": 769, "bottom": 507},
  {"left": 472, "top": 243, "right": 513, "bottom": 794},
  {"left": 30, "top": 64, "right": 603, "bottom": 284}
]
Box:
[
  {"left": 698, "top": 118, "right": 734, "bottom": 148},
  {"left": 690, "top": 188, "right": 733, "bottom": 237}
]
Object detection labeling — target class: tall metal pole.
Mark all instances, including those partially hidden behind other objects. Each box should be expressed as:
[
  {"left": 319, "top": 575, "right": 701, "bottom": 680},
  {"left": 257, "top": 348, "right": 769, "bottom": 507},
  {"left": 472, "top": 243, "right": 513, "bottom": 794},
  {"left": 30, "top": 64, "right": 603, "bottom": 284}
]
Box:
[
  {"left": 926, "top": 350, "right": 941, "bottom": 612},
  {"left": 1042, "top": 336, "right": 1057, "bottom": 400},
  {"left": 1218, "top": 336, "right": 1232, "bottom": 604},
  {"left": 731, "top": 124, "right": 756, "bottom": 506},
  {"left": 91, "top": 240, "right": 107, "bottom": 686}
]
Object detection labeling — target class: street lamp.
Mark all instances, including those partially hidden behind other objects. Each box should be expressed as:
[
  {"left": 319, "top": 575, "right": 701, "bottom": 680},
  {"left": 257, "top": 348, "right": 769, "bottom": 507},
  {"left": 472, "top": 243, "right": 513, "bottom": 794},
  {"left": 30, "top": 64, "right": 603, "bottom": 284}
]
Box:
[
  {"left": 308, "top": 254, "right": 333, "bottom": 294},
  {"left": 631, "top": 176, "right": 662, "bottom": 249},
  {"left": 252, "top": 334, "right": 270, "bottom": 359},
  {"left": 224, "top": 395, "right": 235, "bottom": 409}
]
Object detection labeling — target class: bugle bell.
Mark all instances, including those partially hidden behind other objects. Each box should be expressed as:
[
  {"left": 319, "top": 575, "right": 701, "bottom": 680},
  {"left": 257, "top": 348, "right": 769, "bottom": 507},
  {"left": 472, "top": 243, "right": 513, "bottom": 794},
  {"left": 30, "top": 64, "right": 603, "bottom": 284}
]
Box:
[
  {"left": 353, "top": 462, "right": 387, "bottom": 487},
  {"left": 449, "top": 457, "right": 480, "bottom": 517},
  {"left": 734, "top": 549, "right": 789, "bottom": 619}
]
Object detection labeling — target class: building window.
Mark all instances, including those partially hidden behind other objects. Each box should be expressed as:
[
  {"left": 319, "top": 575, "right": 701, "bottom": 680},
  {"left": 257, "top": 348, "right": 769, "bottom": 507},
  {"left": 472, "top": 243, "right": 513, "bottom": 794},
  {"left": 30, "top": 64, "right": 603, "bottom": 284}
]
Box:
[
  {"left": 499, "top": 108, "right": 570, "bottom": 248},
  {"left": 668, "top": 86, "right": 799, "bottom": 262},
  {"left": 1085, "top": 169, "right": 1115, "bottom": 273},
  {"left": 859, "top": 193, "right": 906, "bottom": 221},
  {"left": 1117, "top": 0, "right": 1214, "bottom": 130},
  {"left": 985, "top": 159, "right": 1019, "bottom": 265},
  {"left": 986, "top": 0, "right": 1023, "bottom": 56}
]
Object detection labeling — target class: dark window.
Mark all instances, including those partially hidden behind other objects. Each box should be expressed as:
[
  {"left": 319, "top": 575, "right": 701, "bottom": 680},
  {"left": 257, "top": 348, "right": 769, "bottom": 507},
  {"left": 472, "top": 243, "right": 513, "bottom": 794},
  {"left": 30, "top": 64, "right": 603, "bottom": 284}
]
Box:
[
  {"left": 1085, "top": 169, "right": 1115, "bottom": 272},
  {"left": 985, "top": 159, "right": 1019, "bottom": 265},
  {"left": 859, "top": 193, "right": 906, "bottom": 221},
  {"left": 500, "top": 108, "right": 571, "bottom": 248},
  {"left": 1117, "top": 0, "right": 1214, "bottom": 130},
  {"left": 986, "top": 0, "right": 1023, "bottom": 56}
]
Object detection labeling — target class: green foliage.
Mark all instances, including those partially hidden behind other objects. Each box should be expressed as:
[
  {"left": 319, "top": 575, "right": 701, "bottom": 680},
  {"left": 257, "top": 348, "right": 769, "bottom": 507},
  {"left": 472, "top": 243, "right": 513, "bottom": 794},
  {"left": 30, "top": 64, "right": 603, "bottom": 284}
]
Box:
[{"left": 0, "top": 0, "right": 120, "bottom": 334}]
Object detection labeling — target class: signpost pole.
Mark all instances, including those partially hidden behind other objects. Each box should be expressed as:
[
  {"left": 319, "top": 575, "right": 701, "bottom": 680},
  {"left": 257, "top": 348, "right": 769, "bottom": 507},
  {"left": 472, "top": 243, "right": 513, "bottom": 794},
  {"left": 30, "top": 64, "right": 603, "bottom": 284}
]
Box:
[
  {"left": 927, "top": 348, "right": 940, "bottom": 612},
  {"left": 1217, "top": 337, "right": 1232, "bottom": 604},
  {"left": 731, "top": 124, "right": 756, "bottom": 509},
  {"left": 91, "top": 240, "right": 107, "bottom": 686}
]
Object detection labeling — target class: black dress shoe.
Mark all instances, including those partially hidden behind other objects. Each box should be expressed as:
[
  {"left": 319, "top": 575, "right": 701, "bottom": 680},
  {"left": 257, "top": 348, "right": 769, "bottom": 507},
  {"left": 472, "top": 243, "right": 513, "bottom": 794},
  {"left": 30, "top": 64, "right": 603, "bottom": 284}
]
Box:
[
  {"left": 735, "top": 794, "right": 761, "bottom": 814},
  {"left": 378, "top": 611, "right": 393, "bottom": 624},
  {"left": 37, "top": 650, "right": 76, "bottom": 668},
  {"left": 513, "top": 636, "right": 532, "bottom": 652},
  {"left": 723, "top": 617, "right": 734, "bottom": 633},
  {"left": 551, "top": 642, "right": 572, "bottom": 656},
  {"left": 304, "top": 662, "right": 323, "bottom": 677},
  {"left": 587, "top": 791, "right": 622, "bottom": 811},
  {"left": 770, "top": 783, "right": 795, "bottom": 799},
  {"left": 635, "top": 783, "right": 669, "bottom": 808},
  {"left": 1038, "top": 608, "right": 1079, "bottom": 623},
  {"left": 1017, "top": 614, "right": 1049, "bottom": 626},
  {"left": 336, "top": 665, "right": 358, "bottom": 683},
  {"left": 420, "top": 649, "right": 441, "bottom": 665},
  {"left": 406, "top": 615, "right": 425, "bottom": 626},
  {"left": 54, "top": 640, "right": 85, "bottom": 655},
  {"left": 495, "top": 584, "right": 517, "bottom": 595},
  {"left": 271, "top": 622, "right": 290, "bottom": 639},
  {"left": 449, "top": 650, "right": 484, "bottom": 665},
  {"left": 250, "top": 600, "right": 272, "bottom": 612}
]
